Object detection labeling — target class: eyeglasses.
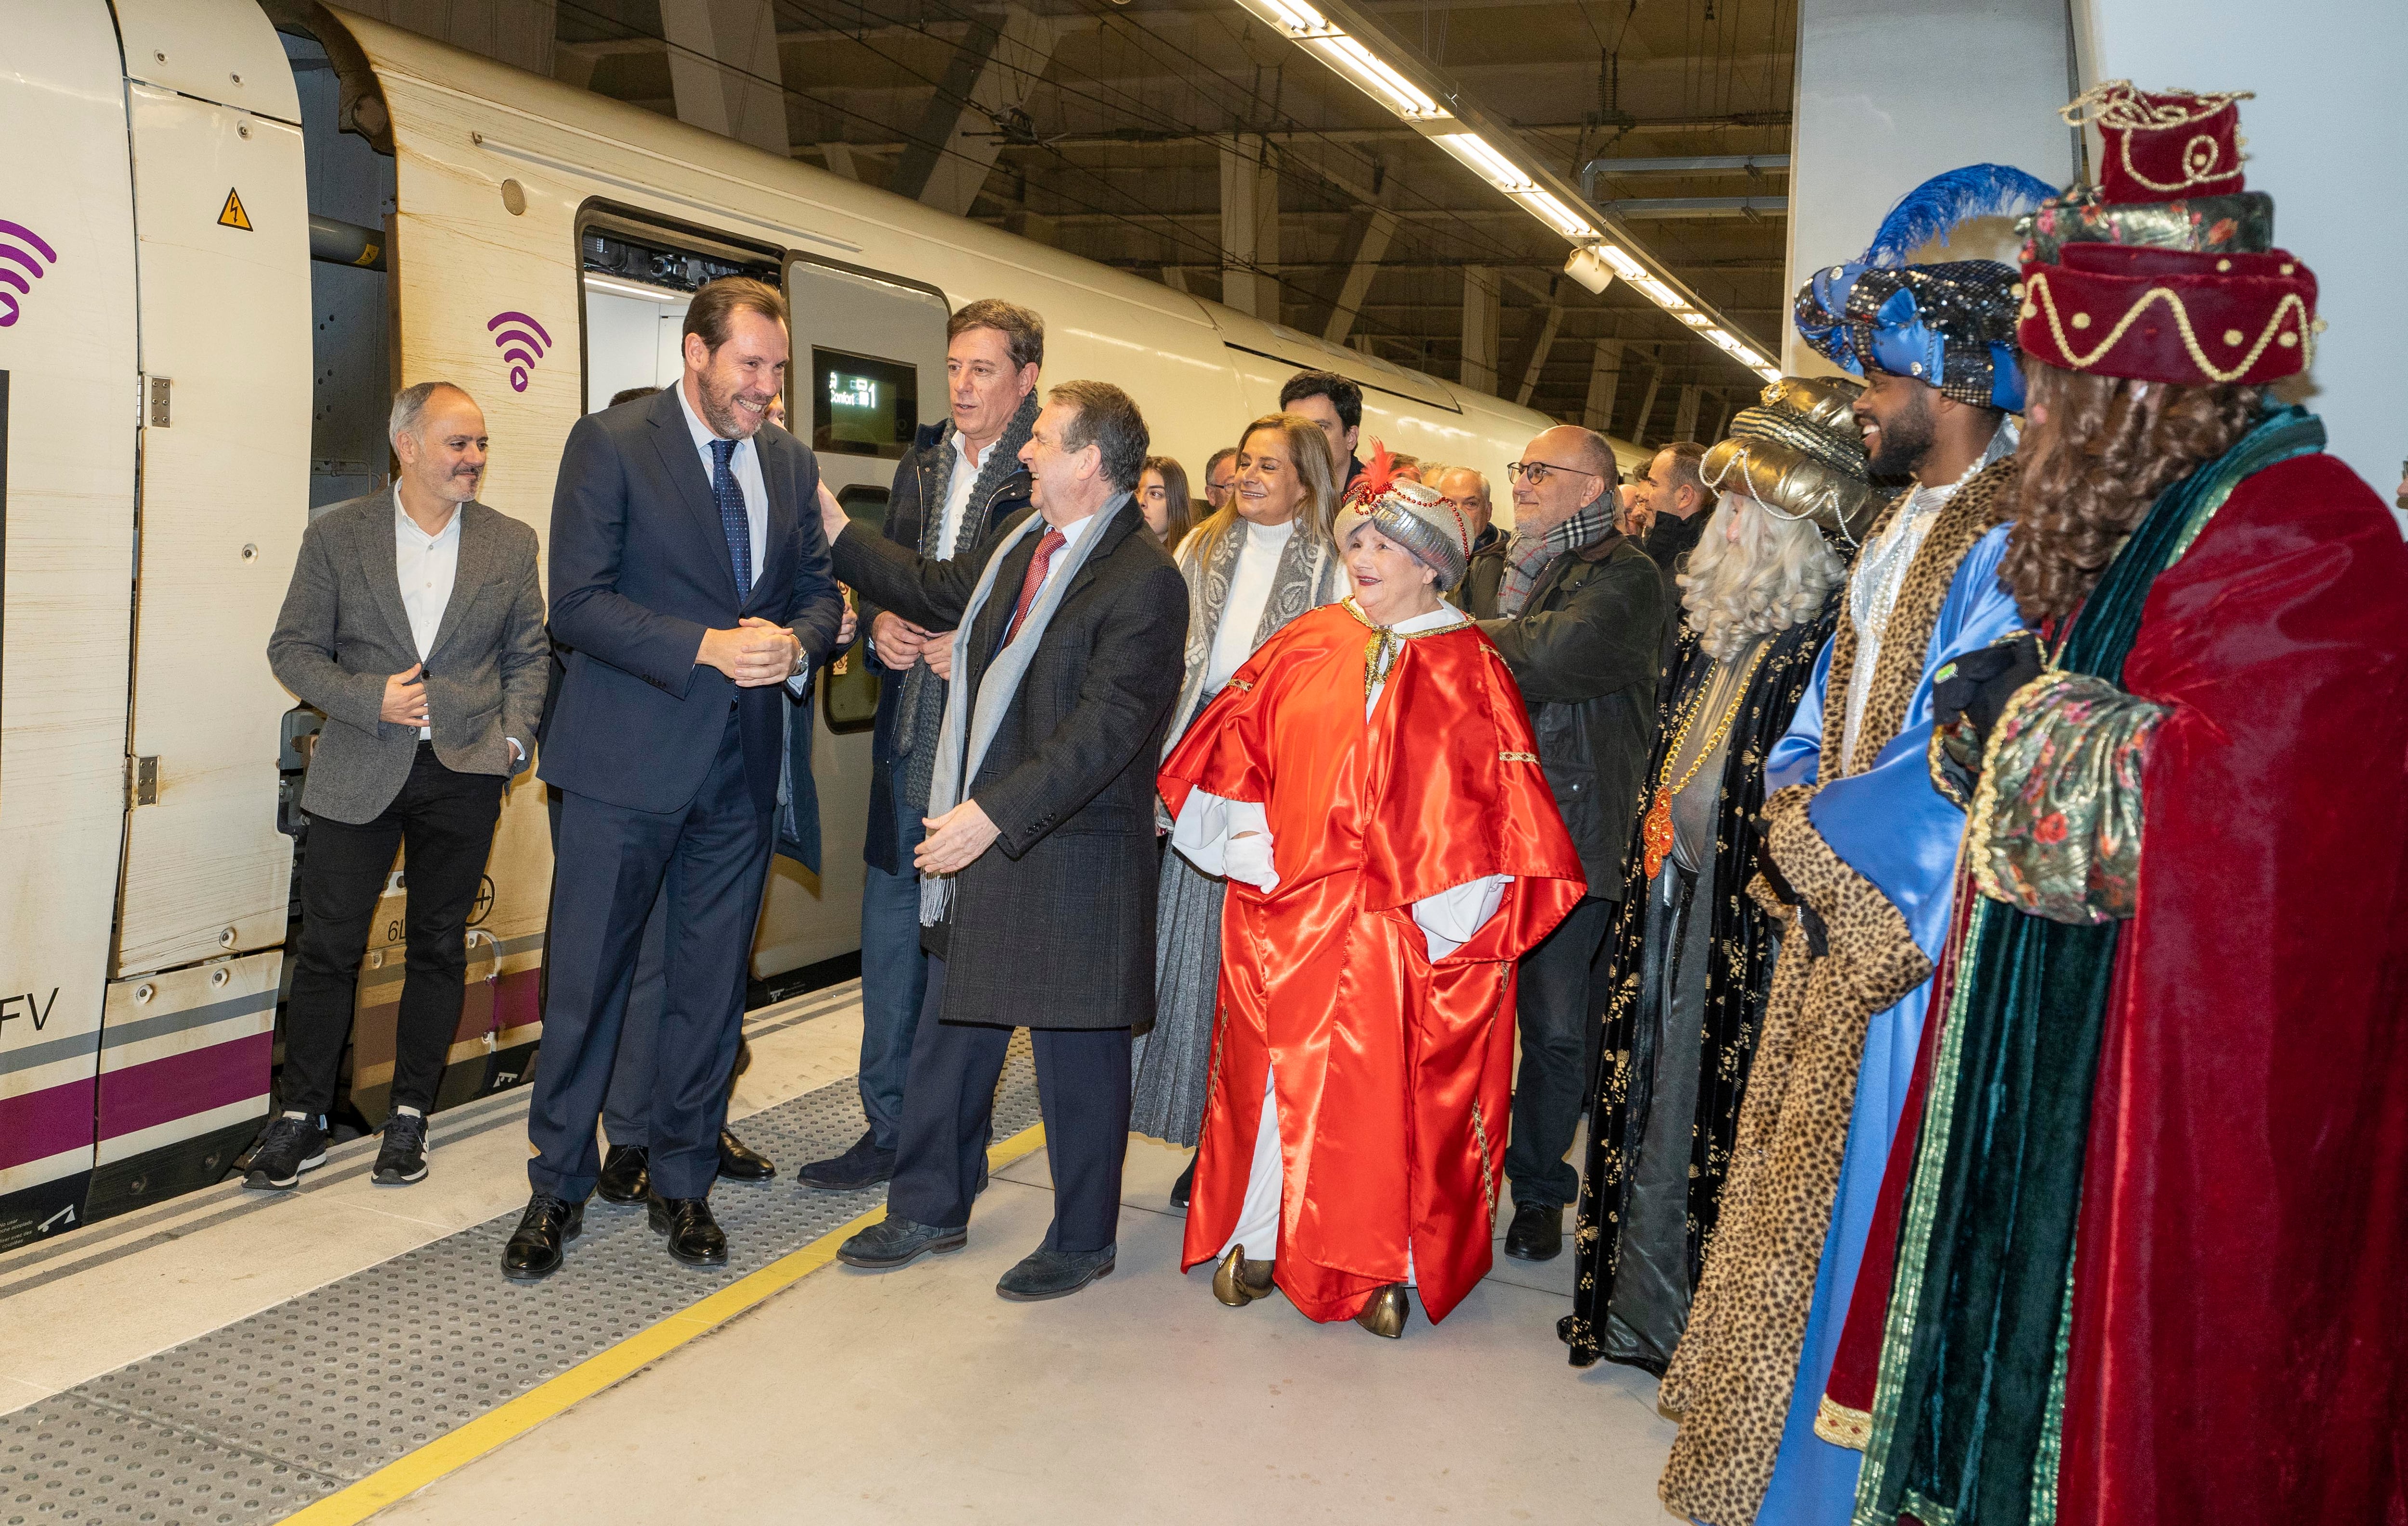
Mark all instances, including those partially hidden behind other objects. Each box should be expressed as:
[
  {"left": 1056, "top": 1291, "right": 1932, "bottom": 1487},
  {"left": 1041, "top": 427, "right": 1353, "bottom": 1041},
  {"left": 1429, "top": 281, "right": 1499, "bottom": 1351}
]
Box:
[{"left": 1505, "top": 460, "right": 1603, "bottom": 487}]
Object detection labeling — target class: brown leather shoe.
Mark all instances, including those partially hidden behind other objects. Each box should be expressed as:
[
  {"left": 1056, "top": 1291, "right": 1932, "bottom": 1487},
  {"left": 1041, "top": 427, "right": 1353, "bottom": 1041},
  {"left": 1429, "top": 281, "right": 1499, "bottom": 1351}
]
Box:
[{"left": 1354, "top": 1284, "right": 1412, "bottom": 1339}]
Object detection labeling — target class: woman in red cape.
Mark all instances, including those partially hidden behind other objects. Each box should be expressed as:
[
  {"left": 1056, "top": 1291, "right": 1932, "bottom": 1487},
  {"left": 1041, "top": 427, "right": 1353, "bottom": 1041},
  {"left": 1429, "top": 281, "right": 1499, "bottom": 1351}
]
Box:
[{"left": 1157, "top": 456, "right": 1586, "bottom": 1335}]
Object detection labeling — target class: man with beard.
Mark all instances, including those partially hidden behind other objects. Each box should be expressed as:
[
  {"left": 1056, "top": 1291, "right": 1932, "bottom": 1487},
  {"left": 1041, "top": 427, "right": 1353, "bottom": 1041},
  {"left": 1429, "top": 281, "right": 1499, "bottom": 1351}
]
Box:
[
  {"left": 1836, "top": 85, "right": 2408, "bottom": 1526},
  {"left": 797, "top": 299, "right": 1045, "bottom": 1193},
  {"left": 509, "top": 277, "right": 844, "bottom": 1279},
  {"left": 1560, "top": 377, "right": 1858, "bottom": 1375},
  {"left": 1650, "top": 165, "right": 2055, "bottom": 1526}
]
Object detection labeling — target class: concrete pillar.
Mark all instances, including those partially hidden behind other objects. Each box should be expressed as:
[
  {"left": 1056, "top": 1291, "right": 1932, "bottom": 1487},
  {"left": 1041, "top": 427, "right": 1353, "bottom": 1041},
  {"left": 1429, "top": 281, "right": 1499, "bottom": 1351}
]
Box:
[
  {"left": 1629, "top": 359, "right": 1663, "bottom": 447},
  {"left": 2073, "top": 0, "right": 2402, "bottom": 492},
  {"left": 1672, "top": 382, "right": 1701, "bottom": 442},
  {"left": 1514, "top": 306, "right": 1564, "bottom": 408},
  {"left": 1783, "top": 0, "right": 2078, "bottom": 372},
  {"left": 1321, "top": 205, "right": 1399, "bottom": 345},
  {"left": 892, "top": 7, "right": 1060, "bottom": 218},
  {"left": 660, "top": 0, "right": 790, "bottom": 158},
  {"left": 1459, "top": 265, "right": 1501, "bottom": 395},
  {"left": 1219, "top": 134, "right": 1283, "bottom": 320},
  {"left": 1583, "top": 340, "right": 1624, "bottom": 435}
]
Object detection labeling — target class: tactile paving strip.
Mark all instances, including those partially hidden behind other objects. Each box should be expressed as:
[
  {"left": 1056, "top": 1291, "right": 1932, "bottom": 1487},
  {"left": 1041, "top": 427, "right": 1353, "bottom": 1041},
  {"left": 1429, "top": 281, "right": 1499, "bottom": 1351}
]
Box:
[{"left": 0, "top": 1033, "right": 1039, "bottom": 1525}]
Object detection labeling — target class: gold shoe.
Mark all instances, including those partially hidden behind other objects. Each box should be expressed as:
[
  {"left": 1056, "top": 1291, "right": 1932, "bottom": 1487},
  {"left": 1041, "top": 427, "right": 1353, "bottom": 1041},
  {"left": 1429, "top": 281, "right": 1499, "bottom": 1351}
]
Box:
[
  {"left": 1211, "top": 1245, "right": 1277, "bottom": 1307},
  {"left": 1354, "top": 1284, "right": 1411, "bottom": 1339}
]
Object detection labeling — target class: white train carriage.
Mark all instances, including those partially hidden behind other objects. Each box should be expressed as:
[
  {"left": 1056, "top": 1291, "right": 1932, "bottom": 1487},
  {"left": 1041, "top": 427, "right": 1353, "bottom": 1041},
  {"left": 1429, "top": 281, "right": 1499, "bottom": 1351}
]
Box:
[{"left": 0, "top": 0, "right": 1600, "bottom": 1247}]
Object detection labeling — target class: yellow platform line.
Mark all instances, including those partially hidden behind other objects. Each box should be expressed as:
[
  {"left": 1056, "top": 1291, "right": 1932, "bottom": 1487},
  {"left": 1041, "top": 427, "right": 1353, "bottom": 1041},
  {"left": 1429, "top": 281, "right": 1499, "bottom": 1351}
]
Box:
[{"left": 280, "top": 1122, "right": 1048, "bottom": 1526}]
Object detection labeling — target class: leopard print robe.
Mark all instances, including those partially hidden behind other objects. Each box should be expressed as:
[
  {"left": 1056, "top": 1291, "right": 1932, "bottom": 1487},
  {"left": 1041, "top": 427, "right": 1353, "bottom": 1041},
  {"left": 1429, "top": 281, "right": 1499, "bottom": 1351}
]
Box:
[{"left": 1654, "top": 456, "right": 2018, "bottom": 1526}]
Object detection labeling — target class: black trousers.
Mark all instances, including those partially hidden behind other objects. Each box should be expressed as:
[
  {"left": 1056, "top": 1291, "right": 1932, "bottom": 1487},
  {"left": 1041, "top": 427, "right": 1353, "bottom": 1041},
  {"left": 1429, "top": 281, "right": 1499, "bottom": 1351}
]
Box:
[
  {"left": 1505, "top": 892, "right": 1616, "bottom": 1210},
  {"left": 531, "top": 710, "right": 772, "bottom": 1201},
  {"left": 282, "top": 744, "right": 505, "bottom": 1118},
  {"left": 886, "top": 956, "right": 1132, "bottom": 1254}
]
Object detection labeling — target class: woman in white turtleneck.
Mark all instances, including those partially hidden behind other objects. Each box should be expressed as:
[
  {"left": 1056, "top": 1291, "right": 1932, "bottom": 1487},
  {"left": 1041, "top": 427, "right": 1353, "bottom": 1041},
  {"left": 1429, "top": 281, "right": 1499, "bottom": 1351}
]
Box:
[{"left": 1129, "top": 412, "right": 1345, "bottom": 1195}]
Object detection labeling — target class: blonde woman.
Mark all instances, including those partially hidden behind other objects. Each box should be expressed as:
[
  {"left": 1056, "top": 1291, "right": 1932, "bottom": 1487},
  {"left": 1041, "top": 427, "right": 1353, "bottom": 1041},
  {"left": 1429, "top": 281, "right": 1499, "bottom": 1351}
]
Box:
[{"left": 1130, "top": 413, "right": 1346, "bottom": 1204}]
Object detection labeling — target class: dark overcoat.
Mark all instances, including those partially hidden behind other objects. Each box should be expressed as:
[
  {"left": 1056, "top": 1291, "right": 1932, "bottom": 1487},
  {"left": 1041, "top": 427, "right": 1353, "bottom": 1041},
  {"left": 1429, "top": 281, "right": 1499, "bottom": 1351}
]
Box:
[{"left": 834, "top": 495, "right": 1189, "bottom": 1031}]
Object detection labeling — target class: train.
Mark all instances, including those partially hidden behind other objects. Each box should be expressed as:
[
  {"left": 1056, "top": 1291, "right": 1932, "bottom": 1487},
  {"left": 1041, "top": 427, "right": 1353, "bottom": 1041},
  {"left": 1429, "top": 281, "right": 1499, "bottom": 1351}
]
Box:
[{"left": 0, "top": 0, "right": 1622, "bottom": 1248}]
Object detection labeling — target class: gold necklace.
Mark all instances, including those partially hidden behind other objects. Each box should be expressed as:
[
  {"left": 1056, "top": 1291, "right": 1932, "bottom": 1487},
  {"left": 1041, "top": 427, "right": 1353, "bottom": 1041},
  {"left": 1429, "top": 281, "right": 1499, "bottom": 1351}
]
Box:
[
  {"left": 1343, "top": 597, "right": 1469, "bottom": 697},
  {"left": 1641, "top": 641, "right": 1770, "bottom": 881}
]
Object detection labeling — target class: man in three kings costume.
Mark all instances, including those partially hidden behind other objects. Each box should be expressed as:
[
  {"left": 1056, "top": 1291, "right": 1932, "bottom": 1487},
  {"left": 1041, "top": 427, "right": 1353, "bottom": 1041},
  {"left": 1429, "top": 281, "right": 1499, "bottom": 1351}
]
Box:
[
  {"left": 1652, "top": 164, "right": 2057, "bottom": 1526},
  {"left": 1159, "top": 456, "right": 1587, "bottom": 1337},
  {"left": 1827, "top": 83, "right": 2408, "bottom": 1526},
  {"left": 1561, "top": 376, "right": 1861, "bottom": 1375}
]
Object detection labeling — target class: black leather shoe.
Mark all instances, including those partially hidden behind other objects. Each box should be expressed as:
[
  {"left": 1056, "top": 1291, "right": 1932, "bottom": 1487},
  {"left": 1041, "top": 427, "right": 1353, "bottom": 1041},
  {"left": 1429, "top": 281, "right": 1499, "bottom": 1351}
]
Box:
[
  {"left": 503, "top": 1193, "right": 584, "bottom": 1282},
  {"left": 996, "top": 1246, "right": 1116, "bottom": 1302},
  {"left": 716, "top": 1129, "right": 776, "bottom": 1182},
  {"left": 596, "top": 1144, "right": 650, "bottom": 1205},
  {"left": 1169, "top": 1153, "right": 1196, "bottom": 1210},
  {"left": 1504, "top": 1201, "right": 1564, "bottom": 1262},
  {"left": 836, "top": 1215, "right": 967, "bottom": 1269},
  {"left": 797, "top": 1130, "right": 897, "bottom": 1191},
  {"left": 648, "top": 1194, "right": 729, "bottom": 1267}
]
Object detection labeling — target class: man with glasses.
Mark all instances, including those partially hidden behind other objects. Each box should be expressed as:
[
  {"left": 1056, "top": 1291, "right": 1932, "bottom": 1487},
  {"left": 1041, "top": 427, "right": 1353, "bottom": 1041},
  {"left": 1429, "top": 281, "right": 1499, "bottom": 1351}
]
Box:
[
  {"left": 1202, "top": 447, "right": 1239, "bottom": 513},
  {"left": 1477, "top": 427, "right": 1663, "bottom": 1264}
]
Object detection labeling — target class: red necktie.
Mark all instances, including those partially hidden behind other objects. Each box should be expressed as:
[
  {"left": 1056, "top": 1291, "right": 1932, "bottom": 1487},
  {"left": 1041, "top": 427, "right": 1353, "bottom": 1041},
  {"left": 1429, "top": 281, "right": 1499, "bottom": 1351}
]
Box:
[{"left": 1001, "top": 528, "right": 1067, "bottom": 647}]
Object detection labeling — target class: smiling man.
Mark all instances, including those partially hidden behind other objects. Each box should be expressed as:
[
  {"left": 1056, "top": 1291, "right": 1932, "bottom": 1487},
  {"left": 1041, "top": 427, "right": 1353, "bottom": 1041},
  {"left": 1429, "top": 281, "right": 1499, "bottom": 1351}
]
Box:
[
  {"left": 511, "top": 277, "right": 844, "bottom": 1282},
  {"left": 798, "top": 298, "right": 1045, "bottom": 1195},
  {"left": 264, "top": 382, "right": 546, "bottom": 1193}
]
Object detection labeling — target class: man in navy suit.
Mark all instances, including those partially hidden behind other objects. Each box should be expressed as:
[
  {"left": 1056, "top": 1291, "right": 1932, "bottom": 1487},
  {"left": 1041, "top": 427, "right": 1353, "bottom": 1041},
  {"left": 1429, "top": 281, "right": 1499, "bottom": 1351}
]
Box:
[{"left": 508, "top": 277, "right": 844, "bottom": 1280}]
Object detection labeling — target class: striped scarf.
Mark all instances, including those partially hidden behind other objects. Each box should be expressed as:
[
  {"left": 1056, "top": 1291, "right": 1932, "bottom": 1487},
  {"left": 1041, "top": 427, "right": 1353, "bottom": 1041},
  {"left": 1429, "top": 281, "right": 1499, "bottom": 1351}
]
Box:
[{"left": 1496, "top": 496, "right": 1616, "bottom": 616}]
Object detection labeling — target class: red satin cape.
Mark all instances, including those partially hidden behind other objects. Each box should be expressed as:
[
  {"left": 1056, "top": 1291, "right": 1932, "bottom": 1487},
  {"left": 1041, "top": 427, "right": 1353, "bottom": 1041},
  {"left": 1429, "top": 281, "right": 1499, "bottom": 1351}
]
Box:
[{"left": 1158, "top": 604, "right": 1587, "bottom": 1324}]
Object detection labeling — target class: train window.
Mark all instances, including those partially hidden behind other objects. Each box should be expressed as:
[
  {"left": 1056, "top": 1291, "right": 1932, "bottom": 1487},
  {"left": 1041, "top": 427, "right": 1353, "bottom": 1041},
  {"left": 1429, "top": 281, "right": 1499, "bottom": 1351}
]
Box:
[
  {"left": 811, "top": 348, "right": 917, "bottom": 460},
  {"left": 577, "top": 221, "right": 780, "bottom": 417},
  {"left": 821, "top": 484, "right": 889, "bottom": 737}
]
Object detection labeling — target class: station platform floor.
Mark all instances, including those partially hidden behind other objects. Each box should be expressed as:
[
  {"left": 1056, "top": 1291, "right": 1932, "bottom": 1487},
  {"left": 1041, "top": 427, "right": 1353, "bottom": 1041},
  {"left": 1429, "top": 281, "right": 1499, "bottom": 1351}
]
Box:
[{"left": 0, "top": 979, "right": 1677, "bottom": 1524}]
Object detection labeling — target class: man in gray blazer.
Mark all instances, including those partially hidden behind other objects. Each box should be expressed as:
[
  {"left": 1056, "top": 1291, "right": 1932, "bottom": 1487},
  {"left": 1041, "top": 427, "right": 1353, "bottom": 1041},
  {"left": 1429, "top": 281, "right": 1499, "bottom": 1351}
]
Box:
[{"left": 259, "top": 381, "right": 547, "bottom": 1191}]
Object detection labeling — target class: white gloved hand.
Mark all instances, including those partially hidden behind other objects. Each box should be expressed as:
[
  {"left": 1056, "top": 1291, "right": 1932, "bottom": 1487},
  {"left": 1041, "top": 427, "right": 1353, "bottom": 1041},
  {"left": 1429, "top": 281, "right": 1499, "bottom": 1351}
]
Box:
[{"left": 1224, "top": 830, "right": 1280, "bottom": 893}]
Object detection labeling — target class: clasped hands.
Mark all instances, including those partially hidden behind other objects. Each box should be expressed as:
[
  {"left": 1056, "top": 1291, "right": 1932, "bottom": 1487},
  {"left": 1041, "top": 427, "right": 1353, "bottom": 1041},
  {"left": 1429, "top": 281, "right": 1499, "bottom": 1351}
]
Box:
[{"left": 698, "top": 618, "right": 802, "bottom": 686}]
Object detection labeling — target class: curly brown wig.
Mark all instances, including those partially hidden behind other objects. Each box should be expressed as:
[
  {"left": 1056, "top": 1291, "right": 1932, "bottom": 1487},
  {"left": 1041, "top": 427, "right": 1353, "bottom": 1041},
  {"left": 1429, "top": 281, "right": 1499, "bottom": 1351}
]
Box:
[{"left": 2002, "top": 364, "right": 2264, "bottom": 623}]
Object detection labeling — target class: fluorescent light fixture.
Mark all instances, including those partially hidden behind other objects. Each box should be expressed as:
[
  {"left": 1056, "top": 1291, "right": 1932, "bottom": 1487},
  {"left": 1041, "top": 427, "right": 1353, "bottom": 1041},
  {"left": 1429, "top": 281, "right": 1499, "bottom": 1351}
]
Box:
[
  {"left": 583, "top": 274, "right": 688, "bottom": 303},
  {"left": 1514, "top": 188, "right": 1597, "bottom": 239},
  {"left": 1431, "top": 132, "right": 1532, "bottom": 191},
  {"left": 1756, "top": 367, "right": 1784, "bottom": 382},
  {"left": 1233, "top": 0, "right": 1337, "bottom": 35},
  {"left": 1629, "top": 276, "right": 1689, "bottom": 311},
  {"left": 1596, "top": 245, "right": 1647, "bottom": 281},
  {"left": 1678, "top": 312, "right": 1713, "bottom": 328},
  {"left": 1301, "top": 35, "right": 1445, "bottom": 118}
]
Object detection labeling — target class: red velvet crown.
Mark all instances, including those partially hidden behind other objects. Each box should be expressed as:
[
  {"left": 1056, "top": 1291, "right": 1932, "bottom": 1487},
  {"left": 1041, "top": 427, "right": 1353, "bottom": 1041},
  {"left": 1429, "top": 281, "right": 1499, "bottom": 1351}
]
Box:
[{"left": 2018, "top": 81, "right": 2317, "bottom": 386}]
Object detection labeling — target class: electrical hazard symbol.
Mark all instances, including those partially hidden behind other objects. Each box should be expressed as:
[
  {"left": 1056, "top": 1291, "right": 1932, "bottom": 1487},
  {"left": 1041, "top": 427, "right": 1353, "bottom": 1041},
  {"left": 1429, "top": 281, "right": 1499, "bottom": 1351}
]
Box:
[{"left": 217, "top": 188, "right": 252, "bottom": 231}]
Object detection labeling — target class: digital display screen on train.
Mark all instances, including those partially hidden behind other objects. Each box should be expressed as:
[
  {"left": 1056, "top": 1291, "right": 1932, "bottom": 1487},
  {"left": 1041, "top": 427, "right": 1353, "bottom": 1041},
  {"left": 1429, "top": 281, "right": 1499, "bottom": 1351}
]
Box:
[{"left": 811, "top": 348, "right": 918, "bottom": 460}]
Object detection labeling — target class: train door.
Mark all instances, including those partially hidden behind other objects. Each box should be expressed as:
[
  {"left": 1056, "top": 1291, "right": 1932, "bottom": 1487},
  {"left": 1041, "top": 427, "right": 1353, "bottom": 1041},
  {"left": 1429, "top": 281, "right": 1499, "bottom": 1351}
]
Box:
[
  {"left": 754, "top": 255, "right": 950, "bottom": 978},
  {"left": 82, "top": 0, "right": 314, "bottom": 1221},
  {"left": 0, "top": 1, "right": 141, "bottom": 1249}
]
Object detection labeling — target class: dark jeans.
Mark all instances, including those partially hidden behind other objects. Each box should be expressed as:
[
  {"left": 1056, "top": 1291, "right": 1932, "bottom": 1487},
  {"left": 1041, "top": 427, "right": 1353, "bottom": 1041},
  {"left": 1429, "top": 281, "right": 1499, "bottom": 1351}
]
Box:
[
  {"left": 283, "top": 745, "right": 505, "bottom": 1118},
  {"left": 856, "top": 756, "right": 930, "bottom": 1152},
  {"left": 1505, "top": 892, "right": 1615, "bottom": 1210},
  {"left": 886, "top": 956, "right": 1132, "bottom": 1254},
  {"left": 530, "top": 710, "right": 772, "bottom": 1201}
]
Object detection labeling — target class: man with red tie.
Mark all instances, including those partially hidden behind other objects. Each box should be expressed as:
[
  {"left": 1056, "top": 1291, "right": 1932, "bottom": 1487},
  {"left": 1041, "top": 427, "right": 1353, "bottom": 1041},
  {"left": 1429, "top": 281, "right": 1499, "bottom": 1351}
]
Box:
[{"left": 813, "top": 381, "right": 1189, "bottom": 1302}]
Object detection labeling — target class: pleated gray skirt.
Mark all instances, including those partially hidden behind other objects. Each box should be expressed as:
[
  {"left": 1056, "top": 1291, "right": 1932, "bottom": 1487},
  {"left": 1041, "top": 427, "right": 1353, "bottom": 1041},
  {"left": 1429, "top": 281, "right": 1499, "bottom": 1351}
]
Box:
[{"left": 1128, "top": 845, "right": 1228, "bottom": 1145}]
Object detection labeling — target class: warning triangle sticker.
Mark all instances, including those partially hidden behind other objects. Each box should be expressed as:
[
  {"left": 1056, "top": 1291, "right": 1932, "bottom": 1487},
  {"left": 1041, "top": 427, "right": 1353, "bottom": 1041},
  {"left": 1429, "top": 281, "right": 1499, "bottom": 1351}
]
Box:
[{"left": 217, "top": 188, "right": 252, "bottom": 231}]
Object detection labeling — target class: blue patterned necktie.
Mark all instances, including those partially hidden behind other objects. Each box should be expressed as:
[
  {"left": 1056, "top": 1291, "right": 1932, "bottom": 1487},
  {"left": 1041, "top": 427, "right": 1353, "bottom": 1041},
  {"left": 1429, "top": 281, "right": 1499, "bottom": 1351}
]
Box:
[{"left": 709, "top": 436, "right": 753, "bottom": 600}]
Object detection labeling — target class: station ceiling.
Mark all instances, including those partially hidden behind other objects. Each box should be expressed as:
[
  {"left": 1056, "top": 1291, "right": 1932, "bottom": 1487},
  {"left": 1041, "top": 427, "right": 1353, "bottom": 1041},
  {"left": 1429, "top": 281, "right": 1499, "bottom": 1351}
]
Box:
[{"left": 548, "top": 0, "right": 1797, "bottom": 438}]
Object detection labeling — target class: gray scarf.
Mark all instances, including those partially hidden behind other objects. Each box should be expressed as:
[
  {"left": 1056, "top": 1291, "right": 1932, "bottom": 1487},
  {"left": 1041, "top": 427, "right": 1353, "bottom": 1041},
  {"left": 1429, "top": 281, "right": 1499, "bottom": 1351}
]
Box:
[
  {"left": 1495, "top": 495, "right": 1617, "bottom": 616},
  {"left": 896, "top": 391, "right": 1040, "bottom": 818},
  {"left": 920, "top": 495, "right": 1132, "bottom": 926},
  {"left": 1161, "top": 511, "right": 1344, "bottom": 760}
]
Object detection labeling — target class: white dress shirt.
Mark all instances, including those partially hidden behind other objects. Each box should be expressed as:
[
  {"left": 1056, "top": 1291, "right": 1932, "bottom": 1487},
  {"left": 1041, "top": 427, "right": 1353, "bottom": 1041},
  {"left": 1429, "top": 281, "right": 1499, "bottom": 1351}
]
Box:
[
  {"left": 673, "top": 381, "right": 811, "bottom": 692},
  {"left": 393, "top": 487, "right": 461, "bottom": 745},
  {"left": 937, "top": 428, "right": 994, "bottom": 556},
  {"left": 394, "top": 487, "right": 525, "bottom": 763},
  {"left": 1002, "top": 508, "right": 1098, "bottom": 641}
]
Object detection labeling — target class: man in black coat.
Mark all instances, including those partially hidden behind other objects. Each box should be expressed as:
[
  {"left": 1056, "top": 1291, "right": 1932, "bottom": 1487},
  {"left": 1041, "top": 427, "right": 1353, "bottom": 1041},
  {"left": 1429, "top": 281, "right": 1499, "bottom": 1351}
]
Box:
[
  {"left": 1478, "top": 425, "right": 1664, "bottom": 1266},
  {"left": 798, "top": 299, "right": 1043, "bottom": 1193},
  {"left": 818, "top": 381, "right": 1187, "bottom": 1302},
  {"left": 508, "top": 278, "right": 843, "bottom": 1281},
  {"left": 1629, "top": 440, "right": 1717, "bottom": 680}
]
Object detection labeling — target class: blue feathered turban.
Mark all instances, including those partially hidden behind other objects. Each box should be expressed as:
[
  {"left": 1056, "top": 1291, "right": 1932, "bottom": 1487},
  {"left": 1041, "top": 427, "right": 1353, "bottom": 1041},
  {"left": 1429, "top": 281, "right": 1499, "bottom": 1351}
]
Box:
[{"left": 1793, "top": 164, "right": 2056, "bottom": 412}]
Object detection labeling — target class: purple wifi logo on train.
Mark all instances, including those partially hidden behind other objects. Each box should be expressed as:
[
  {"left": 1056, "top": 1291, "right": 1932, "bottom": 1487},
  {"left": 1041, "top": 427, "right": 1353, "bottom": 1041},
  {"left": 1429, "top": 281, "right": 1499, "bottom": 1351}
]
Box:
[
  {"left": 0, "top": 220, "right": 61, "bottom": 328},
  {"left": 487, "top": 311, "right": 552, "bottom": 392}
]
